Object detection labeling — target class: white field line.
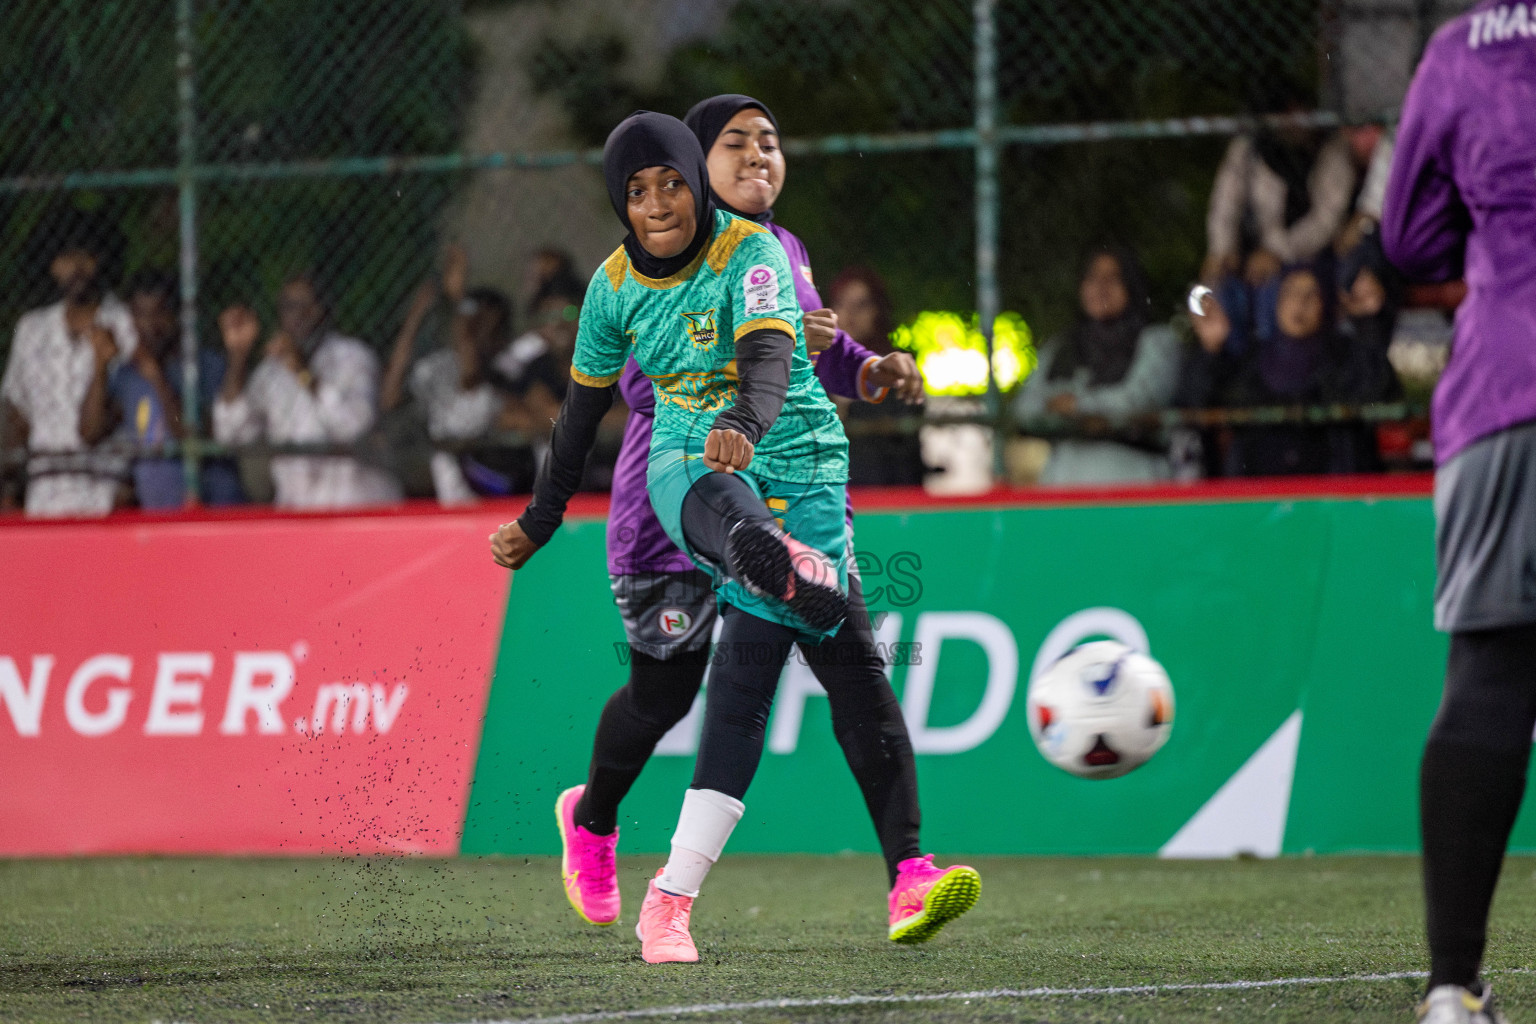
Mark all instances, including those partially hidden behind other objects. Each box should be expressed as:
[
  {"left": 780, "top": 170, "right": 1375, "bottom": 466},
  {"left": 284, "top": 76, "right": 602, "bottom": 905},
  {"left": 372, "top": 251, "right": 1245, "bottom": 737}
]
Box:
[{"left": 451, "top": 970, "right": 1434, "bottom": 1024}]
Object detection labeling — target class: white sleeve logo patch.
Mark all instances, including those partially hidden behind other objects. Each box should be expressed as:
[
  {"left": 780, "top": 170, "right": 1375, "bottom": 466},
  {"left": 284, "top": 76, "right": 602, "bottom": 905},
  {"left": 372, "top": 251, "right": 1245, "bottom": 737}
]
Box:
[{"left": 743, "top": 264, "right": 779, "bottom": 315}]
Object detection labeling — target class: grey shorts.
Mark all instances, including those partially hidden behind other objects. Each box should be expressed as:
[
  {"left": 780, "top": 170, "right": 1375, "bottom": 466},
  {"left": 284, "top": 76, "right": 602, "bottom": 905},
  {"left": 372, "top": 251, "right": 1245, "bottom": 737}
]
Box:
[
  {"left": 1435, "top": 419, "right": 1536, "bottom": 632},
  {"left": 610, "top": 570, "right": 718, "bottom": 659}
]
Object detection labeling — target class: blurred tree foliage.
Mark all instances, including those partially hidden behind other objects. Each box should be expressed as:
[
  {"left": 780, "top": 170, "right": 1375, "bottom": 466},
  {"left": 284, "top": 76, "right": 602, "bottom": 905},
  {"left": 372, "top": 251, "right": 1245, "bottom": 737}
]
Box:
[
  {"left": 531, "top": 0, "right": 1321, "bottom": 343},
  {"left": 0, "top": 0, "right": 472, "bottom": 362}
]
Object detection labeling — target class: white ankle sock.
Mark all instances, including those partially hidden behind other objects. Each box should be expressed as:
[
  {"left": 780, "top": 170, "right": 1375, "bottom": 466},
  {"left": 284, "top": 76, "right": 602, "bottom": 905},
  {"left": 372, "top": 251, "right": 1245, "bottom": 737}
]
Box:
[{"left": 656, "top": 788, "right": 744, "bottom": 898}]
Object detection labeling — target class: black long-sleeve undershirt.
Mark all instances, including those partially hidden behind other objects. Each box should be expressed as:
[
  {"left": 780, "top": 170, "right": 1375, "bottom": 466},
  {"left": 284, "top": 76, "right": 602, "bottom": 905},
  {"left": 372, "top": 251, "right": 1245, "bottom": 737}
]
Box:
[
  {"left": 710, "top": 328, "right": 792, "bottom": 443},
  {"left": 516, "top": 379, "right": 615, "bottom": 547},
  {"left": 515, "top": 326, "right": 792, "bottom": 549}
]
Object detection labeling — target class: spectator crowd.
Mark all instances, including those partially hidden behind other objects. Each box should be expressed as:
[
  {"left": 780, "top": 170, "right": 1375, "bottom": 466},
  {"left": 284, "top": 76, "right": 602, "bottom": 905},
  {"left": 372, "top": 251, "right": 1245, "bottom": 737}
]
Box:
[
  {"left": 0, "top": 223, "right": 594, "bottom": 518},
  {"left": 0, "top": 114, "right": 1429, "bottom": 518},
  {"left": 1013, "top": 110, "right": 1412, "bottom": 485}
]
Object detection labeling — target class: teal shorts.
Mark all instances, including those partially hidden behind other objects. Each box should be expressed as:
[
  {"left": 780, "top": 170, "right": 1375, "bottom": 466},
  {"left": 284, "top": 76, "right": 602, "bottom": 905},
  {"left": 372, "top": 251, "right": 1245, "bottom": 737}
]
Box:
[{"left": 646, "top": 439, "right": 849, "bottom": 643}]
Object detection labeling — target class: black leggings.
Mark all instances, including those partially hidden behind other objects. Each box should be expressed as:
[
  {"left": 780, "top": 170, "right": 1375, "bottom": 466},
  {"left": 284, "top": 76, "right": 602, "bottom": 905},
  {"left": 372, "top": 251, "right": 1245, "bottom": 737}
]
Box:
[
  {"left": 798, "top": 572, "right": 922, "bottom": 878},
  {"left": 1427, "top": 625, "right": 1536, "bottom": 752},
  {"left": 578, "top": 645, "right": 710, "bottom": 836},
  {"left": 1421, "top": 622, "right": 1536, "bottom": 989},
  {"left": 578, "top": 473, "right": 921, "bottom": 882}
]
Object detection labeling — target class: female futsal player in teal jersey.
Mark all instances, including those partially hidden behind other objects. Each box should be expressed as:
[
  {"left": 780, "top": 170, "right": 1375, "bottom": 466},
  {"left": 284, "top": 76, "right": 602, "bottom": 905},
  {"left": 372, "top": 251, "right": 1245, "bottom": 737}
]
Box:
[
  {"left": 492, "top": 112, "right": 977, "bottom": 963},
  {"left": 550, "top": 94, "right": 976, "bottom": 959}
]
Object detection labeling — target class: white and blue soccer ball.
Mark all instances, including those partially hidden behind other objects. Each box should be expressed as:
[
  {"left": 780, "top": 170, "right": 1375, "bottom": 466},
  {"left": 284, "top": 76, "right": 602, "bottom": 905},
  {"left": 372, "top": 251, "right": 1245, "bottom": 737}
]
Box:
[{"left": 1026, "top": 640, "right": 1175, "bottom": 780}]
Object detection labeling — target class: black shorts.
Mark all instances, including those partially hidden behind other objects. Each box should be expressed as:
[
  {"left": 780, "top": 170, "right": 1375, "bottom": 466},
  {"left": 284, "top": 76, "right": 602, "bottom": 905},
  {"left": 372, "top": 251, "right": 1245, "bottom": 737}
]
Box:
[{"left": 609, "top": 570, "right": 717, "bottom": 659}]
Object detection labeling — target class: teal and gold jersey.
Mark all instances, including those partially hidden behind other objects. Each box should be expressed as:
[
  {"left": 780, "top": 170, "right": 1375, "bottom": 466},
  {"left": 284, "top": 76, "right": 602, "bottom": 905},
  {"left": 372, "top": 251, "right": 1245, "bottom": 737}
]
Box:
[{"left": 572, "top": 209, "right": 849, "bottom": 485}]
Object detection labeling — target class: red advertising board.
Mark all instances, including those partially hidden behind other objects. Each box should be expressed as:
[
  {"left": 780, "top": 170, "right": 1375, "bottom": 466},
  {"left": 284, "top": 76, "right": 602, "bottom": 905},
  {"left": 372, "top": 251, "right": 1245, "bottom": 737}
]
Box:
[{"left": 0, "top": 507, "right": 508, "bottom": 856}]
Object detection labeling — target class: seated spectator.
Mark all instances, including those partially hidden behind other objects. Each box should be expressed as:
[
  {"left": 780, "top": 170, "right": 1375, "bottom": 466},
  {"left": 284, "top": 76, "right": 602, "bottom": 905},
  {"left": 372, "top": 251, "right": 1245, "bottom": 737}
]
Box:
[
  {"left": 495, "top": 276, "right": 579, "bottom": 441},
  {"left": 1013, "top": 245, "right": 1180, "bottom": 484},
  {"left": 78, "top": 271, "right": 243, "bottom": 509},
  {"left": 1188, "top": 262, "right": 1396, "bottom": 476},
  {"left": 1202, "top": 89, "right": 1358, "bottom": 288},
  {"left": 1, "top": 218, "right": 137, "bottom": 517},
  {"left": 214, "top": 271, "right": 401, "bottom": 509},
  {"left": 382, "top": 245, "right": 515, "bottom": 504},
  {"left": 827, "top": 266, "right": 926, "bottom": 486}
]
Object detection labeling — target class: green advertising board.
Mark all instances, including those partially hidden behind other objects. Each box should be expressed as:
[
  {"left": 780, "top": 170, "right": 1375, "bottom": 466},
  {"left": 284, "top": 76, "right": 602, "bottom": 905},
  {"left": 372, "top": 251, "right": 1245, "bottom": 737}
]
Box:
[{"left": 463, "top": 493, "right": 1533, "bottom": 858}]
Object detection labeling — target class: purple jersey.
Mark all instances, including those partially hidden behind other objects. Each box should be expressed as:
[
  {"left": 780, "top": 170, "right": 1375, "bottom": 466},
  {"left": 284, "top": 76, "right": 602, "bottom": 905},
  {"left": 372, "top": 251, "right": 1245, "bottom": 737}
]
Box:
[
  {"left": 1380, "top": 0, "right": 1536, "bottom": 464},
  {"left": 606, "top": 221, "right": 880, "bottom": 575}
]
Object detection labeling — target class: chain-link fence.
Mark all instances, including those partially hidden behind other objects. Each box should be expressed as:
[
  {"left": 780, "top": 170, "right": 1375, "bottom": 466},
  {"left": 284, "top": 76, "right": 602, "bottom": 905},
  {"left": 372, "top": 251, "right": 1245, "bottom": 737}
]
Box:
[{"left": 0, "top": 0, "right": 1471, "bottom": 514}]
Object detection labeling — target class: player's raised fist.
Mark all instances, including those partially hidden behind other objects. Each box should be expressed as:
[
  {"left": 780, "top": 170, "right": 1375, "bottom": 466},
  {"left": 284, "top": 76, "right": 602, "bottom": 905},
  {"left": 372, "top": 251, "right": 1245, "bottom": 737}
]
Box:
[
  {"left": 490, "top": 519, "right": 538, "bottom": 570},
  {"left": 704, "top": 427, "right": 754, "bottom": 474},
  {"left": 802, "top": 308, "right": 838, "bottom": 355}
]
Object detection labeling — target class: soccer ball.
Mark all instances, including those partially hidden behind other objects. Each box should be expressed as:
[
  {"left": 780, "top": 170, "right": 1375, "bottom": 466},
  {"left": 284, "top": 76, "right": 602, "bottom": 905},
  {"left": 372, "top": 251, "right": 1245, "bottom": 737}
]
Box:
[{"left": 1026, "top": 640, "right": 1174, "bottom": 780}]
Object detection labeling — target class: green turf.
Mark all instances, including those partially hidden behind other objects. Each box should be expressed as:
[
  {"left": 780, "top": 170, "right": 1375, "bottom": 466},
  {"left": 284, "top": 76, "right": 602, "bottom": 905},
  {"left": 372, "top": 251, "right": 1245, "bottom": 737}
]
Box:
[{"left": 2, "top": 856, "right": 1535, "bottom": 1023}]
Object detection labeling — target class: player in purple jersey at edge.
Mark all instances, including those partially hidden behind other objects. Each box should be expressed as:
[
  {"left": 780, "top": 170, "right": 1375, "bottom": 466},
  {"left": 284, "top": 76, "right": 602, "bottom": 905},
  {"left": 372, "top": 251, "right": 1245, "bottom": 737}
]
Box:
[
  {"left": 545, "top": 95, "right": 977, "bottom": 954},
  {"left": 1381, "top": 4, "right": 1536, "bottom": 1022}
]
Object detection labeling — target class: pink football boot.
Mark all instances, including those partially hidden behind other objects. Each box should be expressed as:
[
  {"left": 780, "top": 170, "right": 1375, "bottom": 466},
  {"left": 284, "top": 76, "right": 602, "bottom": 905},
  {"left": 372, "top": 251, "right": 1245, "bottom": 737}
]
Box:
[
  {"left": 554, "top": 785, "right": 620, "bottom": 925},
  {"left": 635, "top": 870, "right": 700, "bottom": 963},
  {"left": 887, "top": 855, "right": 981, "bottom": 944}
]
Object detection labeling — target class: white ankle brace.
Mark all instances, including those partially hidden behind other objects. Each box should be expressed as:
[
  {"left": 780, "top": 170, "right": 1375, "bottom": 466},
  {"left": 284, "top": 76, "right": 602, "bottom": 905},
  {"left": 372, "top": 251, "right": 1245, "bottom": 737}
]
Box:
[{"left": 657, "top": 788, "right": 745, "bottom": 897}]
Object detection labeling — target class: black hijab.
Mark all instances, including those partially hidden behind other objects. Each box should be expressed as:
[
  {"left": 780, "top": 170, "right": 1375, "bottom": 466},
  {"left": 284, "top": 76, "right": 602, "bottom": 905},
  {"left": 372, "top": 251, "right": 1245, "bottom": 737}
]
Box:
[
  {"left": 1048, "top": 245, "right": 1151, "bottom": 386},
  {"left": 1259, "top": 262, "right": 1345, "bottom": 402},
  {"left": 683, "top": 94, "right": 780, "bottom": 225},
  {"left": 602, "top": 111, "right": 716, "bottom": 279},
  {"left": 1256, "top": 262, "right": 1338, "bottom": 401}
]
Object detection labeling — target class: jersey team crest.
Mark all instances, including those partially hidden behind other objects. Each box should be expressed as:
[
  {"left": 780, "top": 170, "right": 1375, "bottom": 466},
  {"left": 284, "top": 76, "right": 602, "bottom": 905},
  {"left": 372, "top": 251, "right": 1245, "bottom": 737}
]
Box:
[{"left": 681, "top": 309, "right": 718, "bottom": 349}]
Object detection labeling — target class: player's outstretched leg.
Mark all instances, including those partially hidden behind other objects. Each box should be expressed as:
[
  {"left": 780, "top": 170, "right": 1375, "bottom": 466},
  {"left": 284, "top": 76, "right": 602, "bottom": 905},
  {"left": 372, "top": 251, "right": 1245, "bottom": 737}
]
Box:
[
  {"left": 555, "top": 785, "right": 620, "bottom": 925},
  {"left": 725, "top": 518, "right": 844, "bottom": 633},
  {"left": 1418, "top": 624, "right": 1536, "bottom": 1023},
  {"left": 886, "top": 856, "right": 982, "bottom": 944},
  {"left": 684, "top": 472, "right": 847, "bottom": 634}
]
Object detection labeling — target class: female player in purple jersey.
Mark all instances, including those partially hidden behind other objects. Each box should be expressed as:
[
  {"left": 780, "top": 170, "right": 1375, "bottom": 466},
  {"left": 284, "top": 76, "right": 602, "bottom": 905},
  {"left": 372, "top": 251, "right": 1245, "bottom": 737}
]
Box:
[
  {"left": 547, "top": 94, "right": 978, "bottom": 955},
  {"left": 1382, "top": 3, "right": 1536, "bottom": 1021}
]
